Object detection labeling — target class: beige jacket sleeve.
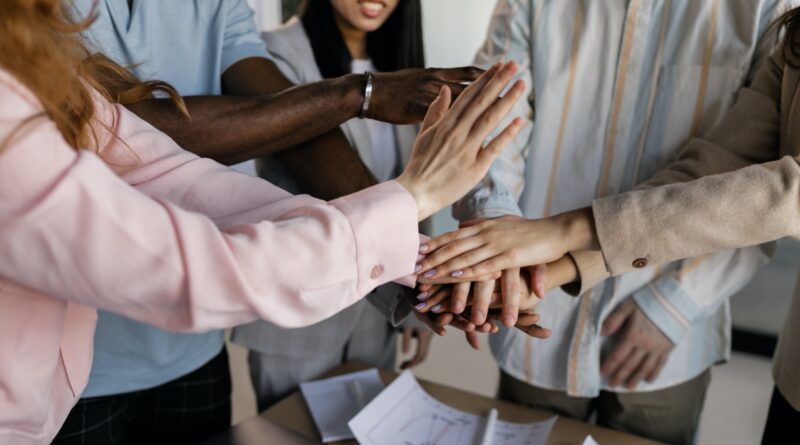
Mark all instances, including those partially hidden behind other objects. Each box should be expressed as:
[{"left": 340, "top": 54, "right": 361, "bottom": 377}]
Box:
[{"left": 590, "top": 49, "right": 789, "bottom": 277}]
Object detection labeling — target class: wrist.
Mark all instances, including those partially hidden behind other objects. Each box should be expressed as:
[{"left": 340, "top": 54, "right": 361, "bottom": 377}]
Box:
[
  {"left": 395, "top": 175, "right": 434, "bottom": 222},
  {"left": 557, "top": 207, "right": 598, "bottom": 252},
  {"left": 340, "top": 73, "right": 368, "bottom": 120}
]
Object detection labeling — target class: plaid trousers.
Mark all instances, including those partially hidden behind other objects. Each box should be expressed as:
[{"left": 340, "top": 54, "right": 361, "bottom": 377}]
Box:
[{"left": 52, "top": 348, "right": 232, "bottom": 445}]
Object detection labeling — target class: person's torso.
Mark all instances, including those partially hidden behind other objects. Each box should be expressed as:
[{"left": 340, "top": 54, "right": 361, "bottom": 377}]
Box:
[
  {"left": 234, "top": 17, "right": 417, "bottom": 355},
  {"left": 253, "top": 17, "right": 418, "bottom": 193},
  {"left": 72, "top": 0, "right": 238, "bottom": 95},
  {"left": 492, "top": 0, "right": 789, "bottom": 396},
  {"left": 71, "top": 0, "right": 256, "bottom": 397}
]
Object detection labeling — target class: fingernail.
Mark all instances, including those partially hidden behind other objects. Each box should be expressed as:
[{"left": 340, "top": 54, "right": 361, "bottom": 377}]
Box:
[
  {"left": 473, "top": 311, "right": 485, "bottom": 324},
  {"left": 415, "top": 303, "right": 426, "bottom": 311},
  {"left": 452, "top": 302, "right": 464, "bottom": 313},
  {"left": 424, "top": 269, "right": 437, "bottom": 279},
  {"left": 419, "top": 244, "right": 429, "bottom": 253},
  {"left": 503, "top": 315, "right": 515, "bottom": 327},
  {"left": 451, "top": 270, "right": 464, "bottom": 278},
  {"left": 432, "top": 304, "right": 442, "bottom": 312},
  {"left": 417, "top": 292, "right": 429, "bottom": 301},
  {"left": 415, "top": 263, "right": 423, "bottom": 273},
  {"left": 537, "top": 284, "right": 545, "bottom": 294}
]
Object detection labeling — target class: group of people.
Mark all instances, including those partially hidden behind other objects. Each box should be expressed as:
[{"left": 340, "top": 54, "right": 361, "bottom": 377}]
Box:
[{"left": 1, "top": 0, "right": 800, "bottom": 444}]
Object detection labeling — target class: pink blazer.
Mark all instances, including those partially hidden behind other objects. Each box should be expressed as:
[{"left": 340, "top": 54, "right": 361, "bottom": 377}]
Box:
[{"left": 0, "top": 69, "right": 420, "bottom": 444}]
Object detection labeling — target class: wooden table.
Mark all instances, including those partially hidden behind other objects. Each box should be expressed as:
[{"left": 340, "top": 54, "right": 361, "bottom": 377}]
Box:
[{"left": 260, "top": 362, "right": 664, "bottom": 445}]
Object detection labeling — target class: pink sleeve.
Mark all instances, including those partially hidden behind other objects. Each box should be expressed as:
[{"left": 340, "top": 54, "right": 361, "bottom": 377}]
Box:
[{"left": 0, "top": 71, "right": 420, "bottom": 330}]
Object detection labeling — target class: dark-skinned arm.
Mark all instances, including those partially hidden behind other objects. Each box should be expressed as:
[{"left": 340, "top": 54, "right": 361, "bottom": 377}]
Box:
[{"left": 125, "top": 57, "right": 481, "bottom": 199}]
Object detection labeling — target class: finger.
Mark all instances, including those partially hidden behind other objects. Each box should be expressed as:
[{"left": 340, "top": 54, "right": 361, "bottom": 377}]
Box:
[
  {"left": 442, "top": 254, "right": 519, "bottom": 282},
  {"left": 530, "top": 264, "right": 548, "bottom": 299},
  {"left": 437, "top": 66, "right": 485, "bottom": 82},
  {"left": 415, "top": 285, "right": 439, "bottom": 303},
  {"left": 600, "top": 339, "right": 636, "bottom": 377},
  {"left": 450, "top": 281, "right": 471, "bottom": 314},
  {"left": 471, "top": 280, "right": 494, "bottom": 325},
  {"left": 500, "top": 268, "right": 521, "bottom": 328},
  {"left": 416, "top": 270, "right": 502, "bottom": 286},
  {"left": 646, "top": 353, "right": 668, "bottom": 383},
  {"left": 445, "top": 82, "right": 467, "bottom": 99},
  {"left": 446, "top": 63, "right": 502, "bottom": 117},
  {"left": 419, "top": 86, "right": 451, "bottom": 133},
  {"left": 627, "top": 353, "right": 659, "bottom": 390},
  {"left": 601, "top": 301, "right": 635, "bottom": 337},
  {"left": 468, "top": 79, "right": 526, "bottom": 141},
  {"left": 465, "top": 331, "right": 481, "bottom": 350},
  {"left": 611, "top": 348, "right": 646, "bottom": 388},
  {"left": 416, "top": 232, "right": 486, "bottom": 276},
  {"left": 424, "top": 246, "right": 505, "bottom": 280},
  {"left": 447, "top": 314, "right": 476, "bottom": 332},
  {"left": 435, "top": 312, "right": 454, "bottom": 327},
  {"left": 401, "top": 327, "right": 413, "bottom": 355},
  {"left": 417, "top": 282, "right": 434, "bottom": 293},
  {"left": 414, "top": 286, "right": 452, "bottom": 313},
  {"left": 453, "top": 61, "right": 519, "bottom": 124},
  {"left": 412, "top": 312, "right": 446, "bottom": 336},
  {"left": 476, "top": 116, "right": 525, "bottom": 168},
  {"left": 419, "top": 223, "right": 481, "bottom": 256}
]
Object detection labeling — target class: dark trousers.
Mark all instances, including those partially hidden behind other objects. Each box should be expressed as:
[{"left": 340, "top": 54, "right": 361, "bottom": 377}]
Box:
[
  {"left": 762, "top": 386, "right": 799, "bottom": 444},
  {"left": 53, "top": 348, "right": 232, "bottom": 445}
]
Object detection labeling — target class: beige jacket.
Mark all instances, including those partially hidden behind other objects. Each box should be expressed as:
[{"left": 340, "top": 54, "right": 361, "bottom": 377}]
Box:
[{"left": 576, "top": 46, "right": 800, "bottom": 409}]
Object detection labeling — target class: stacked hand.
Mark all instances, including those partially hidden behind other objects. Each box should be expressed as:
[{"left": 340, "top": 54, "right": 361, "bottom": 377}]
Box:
[{"left": 411, "top": 252, "right": 580, "bottom": 349}]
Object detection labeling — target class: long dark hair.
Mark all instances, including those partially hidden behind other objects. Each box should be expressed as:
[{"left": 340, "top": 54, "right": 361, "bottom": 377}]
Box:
[
  {"left": 298, "top": 0, "right": 425, "bottom": 78},
  {"left": 779, "top": 7, "right": 800, "bottom": 66}
]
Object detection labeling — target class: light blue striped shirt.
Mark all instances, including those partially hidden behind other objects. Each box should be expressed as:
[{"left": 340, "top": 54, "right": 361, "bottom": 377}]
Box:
[{"left": 455, "top": 0, "right": 794, "bottom": 396}]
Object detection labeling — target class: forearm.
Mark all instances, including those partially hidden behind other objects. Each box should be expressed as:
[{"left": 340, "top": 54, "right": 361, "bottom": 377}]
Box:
[
  {"left": 273, "top": 129, "right": 378, "bottom": 200},
  {"left": 125, "top": 74, "right": 365, "bottom": 165}
]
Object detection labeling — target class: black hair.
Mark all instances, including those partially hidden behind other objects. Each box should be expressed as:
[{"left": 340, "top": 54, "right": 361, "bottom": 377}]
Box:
[
  {"left": 298, "top": 0, "right": 425, "bottom": 78},
  {"left": 778, "top": 7, "right": 800, "bottom": 67}
]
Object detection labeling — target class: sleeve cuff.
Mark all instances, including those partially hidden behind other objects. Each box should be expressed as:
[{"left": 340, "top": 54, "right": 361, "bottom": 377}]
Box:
[
  {"left": 452, "top": 188, "right": 523, "bottom": 222},
  {"left": 330, "top": 180, "right": 420, "bottom": 297},
  {"left": 561, "top": 251, "right": 610, "bottom": 296},
  {"left": 592, "top": 194, "right": 652, "bottom": 276},
  {"left": 631, "top": 273, "right": 704, "bottom": 345},
  {"left": 221, "top": 44, "right": 271, "bottom": 74}
]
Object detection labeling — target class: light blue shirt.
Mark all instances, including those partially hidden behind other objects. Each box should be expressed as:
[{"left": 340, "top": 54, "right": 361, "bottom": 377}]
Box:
[{"left": 70, "top": 0, "right": 270, "bottom": 397}]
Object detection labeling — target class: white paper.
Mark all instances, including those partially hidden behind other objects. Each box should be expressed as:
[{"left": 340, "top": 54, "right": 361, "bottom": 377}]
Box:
[
  {"left": 300, "top": 368, "right": 385, "bottom": 443},
  {"left": 582, "top": 435, "right": 600, "bottom": 445},
  {"left": 349, "top": 370, "right": 557, "bottom": 445}
]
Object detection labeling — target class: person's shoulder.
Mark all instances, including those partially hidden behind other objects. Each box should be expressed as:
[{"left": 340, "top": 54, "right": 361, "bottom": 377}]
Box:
[
  {"left": 262, "top": 16, "right": 309, "bottom": 48},
  {"left": 261, "top": 17, "right": 319, "bottom": 76},
  {"left": 0, "top": 69, "right": 43, "bottom": 117}
]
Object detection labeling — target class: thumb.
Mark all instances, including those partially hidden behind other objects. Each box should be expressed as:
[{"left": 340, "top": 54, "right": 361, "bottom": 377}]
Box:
[
  {"left": 420, "top": 86, "right": 451, "bottom": 133},
  {"left": 601, "top": 300, "right": 634, "bottom": 336}
]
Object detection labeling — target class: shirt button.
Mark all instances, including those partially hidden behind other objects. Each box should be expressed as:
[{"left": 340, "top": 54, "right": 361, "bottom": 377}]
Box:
[
  {"left": 632, "top": 258, "right": 648, "bottom": 269},
  {"left": 370, "top": 265, "right": 384, "bottom": 279}
]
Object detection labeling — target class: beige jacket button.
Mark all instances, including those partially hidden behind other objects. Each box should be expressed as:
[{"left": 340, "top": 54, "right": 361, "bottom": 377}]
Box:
[
  {"left": 632, "top": 258, "right": 648, "bottom": 269},
  {"left": 370, "top": 265, "right": 384, "bottom": 279}
]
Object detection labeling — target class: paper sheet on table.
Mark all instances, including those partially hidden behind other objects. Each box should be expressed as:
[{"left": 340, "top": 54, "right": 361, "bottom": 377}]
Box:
[
  {"left": 349, "top": 370, "right": 557, "bottom": 445},
  {"left": 300, "top": 368, "right": 385, "bottom": 443},
  {"left": 583, "top": 435, "right": 600, "bottom": 445}
]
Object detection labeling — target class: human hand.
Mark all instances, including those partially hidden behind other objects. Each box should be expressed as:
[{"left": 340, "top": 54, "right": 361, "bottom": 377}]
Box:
[
  {"left": 600, "top": 298, "right": 674, "bottom": 389},
  {"left": 399, "top": 327, "right": 433, "bottom": 370},
  {"left": 367, "top": 67, "right": 484, "bottom": 124},
  {"left": 415, "top": 268, "right": 540, "bottom": 326},
  {"left": 396, "top": 62, "right": 526, "bottom": 221},
  {"left": 416, "top": 209, "right": 597, "bottom": 280}
]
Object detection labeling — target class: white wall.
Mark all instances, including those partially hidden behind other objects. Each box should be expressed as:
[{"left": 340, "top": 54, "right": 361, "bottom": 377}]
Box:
[{"left": 422, "top": 0, "right": 496, "bottom": 69}]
